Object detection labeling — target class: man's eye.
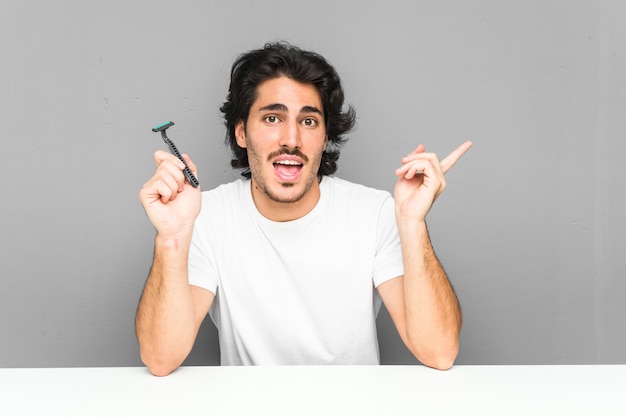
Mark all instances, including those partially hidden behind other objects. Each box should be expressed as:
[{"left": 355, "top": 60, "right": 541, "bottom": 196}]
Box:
[
  {"left": 302, "top": 118, "right": 318, "bottom": 127},
  {"left": 264, "top": 115, "right": 279, "bottom": 124}
]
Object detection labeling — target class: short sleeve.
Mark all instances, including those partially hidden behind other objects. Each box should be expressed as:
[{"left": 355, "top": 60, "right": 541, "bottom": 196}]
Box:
[
  {"left": 372, "top": 195, "right": 404, "bottom": 287},
  {"left": 187, "top": 219, "right": 218, "bottom": 294}
]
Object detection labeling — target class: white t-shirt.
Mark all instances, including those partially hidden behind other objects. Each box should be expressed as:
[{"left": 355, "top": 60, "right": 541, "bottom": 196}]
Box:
[{"left": 188, "top": 176, "right": 404, "bottom": 365}]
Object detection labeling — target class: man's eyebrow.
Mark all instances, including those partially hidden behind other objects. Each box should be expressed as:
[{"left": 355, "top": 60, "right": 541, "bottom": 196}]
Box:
[
  {"left": 300, "top": 105, "right": 322, "bottom": 115},
  {"left": 257, "top": 103, "right": 322, "bottom": 115},
  {"left": 259, "top": 103, "right": 288, "bottom": 112}
]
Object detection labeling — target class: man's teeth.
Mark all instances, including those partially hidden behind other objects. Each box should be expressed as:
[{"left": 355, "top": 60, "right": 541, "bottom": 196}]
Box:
[{"left": 275, "top": 160, "right": 302, "bottom": 165}]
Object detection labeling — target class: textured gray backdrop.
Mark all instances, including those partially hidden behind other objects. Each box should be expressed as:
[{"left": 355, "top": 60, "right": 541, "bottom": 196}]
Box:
[{"left": 1, "top": 0, "right": 624, "bottom": 367}]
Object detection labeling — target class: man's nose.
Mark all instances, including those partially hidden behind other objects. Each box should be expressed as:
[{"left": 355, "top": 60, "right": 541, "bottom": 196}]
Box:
[{"left": 279, "top": 119, "right": 301, "bottom": 149}]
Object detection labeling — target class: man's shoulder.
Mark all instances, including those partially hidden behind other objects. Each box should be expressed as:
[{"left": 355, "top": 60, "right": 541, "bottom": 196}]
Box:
[
  {"left": 197, "top": 179, "right": 250, "bottom": 218},
  {"left": 202, "top": 179, "right": 248, "bottom": 198},
  {"left": 323, "top": 176, "right": 392, "bottom": 201}
]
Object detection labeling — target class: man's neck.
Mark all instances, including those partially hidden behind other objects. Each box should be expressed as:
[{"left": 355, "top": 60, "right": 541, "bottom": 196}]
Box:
[{"left": 249, "top": 178, "right": 322, "bottom": 222}]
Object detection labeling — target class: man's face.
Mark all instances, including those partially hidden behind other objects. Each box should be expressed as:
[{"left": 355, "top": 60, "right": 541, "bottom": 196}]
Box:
[{"left": 235, "top": 76, "right": 327, "bottom": 220}]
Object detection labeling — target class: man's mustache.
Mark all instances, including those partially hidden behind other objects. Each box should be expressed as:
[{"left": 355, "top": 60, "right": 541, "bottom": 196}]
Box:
[{"left": 267, "top": 149, "right": 309, "bottom": 163}]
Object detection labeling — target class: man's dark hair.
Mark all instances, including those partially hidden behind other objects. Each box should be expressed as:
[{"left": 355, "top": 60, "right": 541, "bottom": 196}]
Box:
[{"left": 220, "top": 41, "right": 356, "bottom": 178}]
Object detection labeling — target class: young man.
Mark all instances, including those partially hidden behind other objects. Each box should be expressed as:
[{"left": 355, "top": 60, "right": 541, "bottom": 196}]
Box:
[{"left": 137, "top": 42, "right": 472, "bottom": 376}]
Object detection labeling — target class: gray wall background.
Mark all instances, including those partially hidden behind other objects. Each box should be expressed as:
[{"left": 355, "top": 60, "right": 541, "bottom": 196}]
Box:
[{"left": 1, "top": 0, "right": 624, "bottom": 367}]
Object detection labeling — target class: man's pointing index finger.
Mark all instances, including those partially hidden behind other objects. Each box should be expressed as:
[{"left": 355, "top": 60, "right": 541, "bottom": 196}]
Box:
[{"left": 441, "top": 141, "right": 473, "bottom": 174}]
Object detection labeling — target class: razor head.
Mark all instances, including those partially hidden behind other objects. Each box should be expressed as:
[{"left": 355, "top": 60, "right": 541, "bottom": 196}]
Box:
[{"left": 152, "top": 121, "right": 175, "bottom": 132}]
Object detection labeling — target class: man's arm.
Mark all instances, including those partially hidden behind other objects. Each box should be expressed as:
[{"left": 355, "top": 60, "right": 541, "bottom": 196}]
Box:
[
  {"left": 378, "top": 141, "right": 471, "bottom": 370},
  {"left": 136, "top": 234, "right": 214, "bottom": 376},
  {"left": 136, "top": 150, "right": 212, "bottom": 376},
  {"left": 377, "top": 227, "right": 461, "bottom": 370}
]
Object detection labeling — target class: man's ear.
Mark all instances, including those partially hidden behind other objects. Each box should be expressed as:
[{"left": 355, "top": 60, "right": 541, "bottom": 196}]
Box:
[{"left": 235, "top": 121, "right": 247, "bottom": 148}]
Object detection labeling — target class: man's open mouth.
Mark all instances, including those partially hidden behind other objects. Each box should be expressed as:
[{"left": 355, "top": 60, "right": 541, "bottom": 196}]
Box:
[
  {"left": 273, "top": 158, "right": 304, "bottom": 180},
  {"left": 273, "top": 154, "right": 304, "bottom": 181}
]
